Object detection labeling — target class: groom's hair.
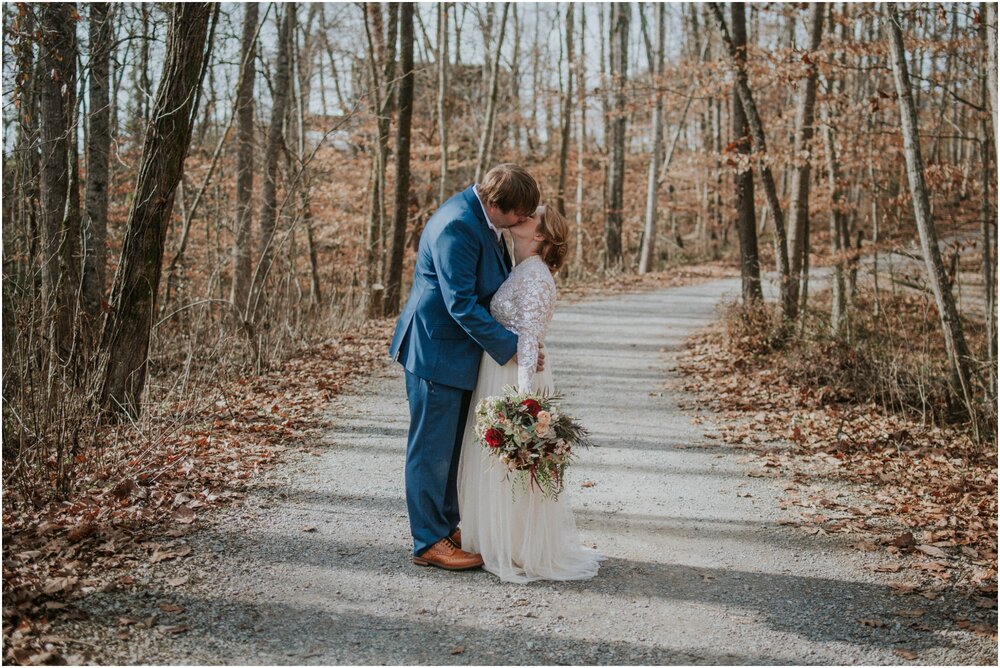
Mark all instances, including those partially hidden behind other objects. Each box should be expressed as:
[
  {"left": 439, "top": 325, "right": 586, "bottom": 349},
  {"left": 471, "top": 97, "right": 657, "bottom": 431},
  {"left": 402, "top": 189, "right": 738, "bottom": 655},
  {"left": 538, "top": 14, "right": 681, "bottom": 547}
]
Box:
[{"left": 479, "top": 164, "right": 540, "bottom": 217}]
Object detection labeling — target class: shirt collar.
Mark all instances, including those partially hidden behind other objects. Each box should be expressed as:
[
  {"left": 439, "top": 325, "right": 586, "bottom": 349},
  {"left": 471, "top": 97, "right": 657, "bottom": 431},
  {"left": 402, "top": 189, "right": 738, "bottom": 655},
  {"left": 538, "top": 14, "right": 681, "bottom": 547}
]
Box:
[{"left": 473, "top": 184, "right": 503, "bottom": 241}]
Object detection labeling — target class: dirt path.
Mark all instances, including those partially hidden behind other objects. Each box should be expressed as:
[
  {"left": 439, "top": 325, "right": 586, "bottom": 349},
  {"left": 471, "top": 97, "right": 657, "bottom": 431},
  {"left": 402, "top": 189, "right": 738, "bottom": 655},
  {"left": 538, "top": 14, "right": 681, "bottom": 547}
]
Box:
[{"left": 53, "top": 277, "right": 995, "bottom": 665}]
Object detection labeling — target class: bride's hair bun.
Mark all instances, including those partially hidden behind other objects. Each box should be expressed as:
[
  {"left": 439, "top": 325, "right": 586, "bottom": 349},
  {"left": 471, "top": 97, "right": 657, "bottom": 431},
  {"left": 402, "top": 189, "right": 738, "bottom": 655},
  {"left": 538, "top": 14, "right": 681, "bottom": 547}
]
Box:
[{"left": 539, "top": 206, "right": 570, "bottom": 273}]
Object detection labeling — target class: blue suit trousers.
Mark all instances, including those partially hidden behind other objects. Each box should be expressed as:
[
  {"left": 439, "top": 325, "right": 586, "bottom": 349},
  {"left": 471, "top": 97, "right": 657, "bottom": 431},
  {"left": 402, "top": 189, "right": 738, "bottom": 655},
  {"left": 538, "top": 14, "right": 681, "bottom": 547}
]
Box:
[{"left": 403, "top": 369, "right": 472, "bottom": 556}]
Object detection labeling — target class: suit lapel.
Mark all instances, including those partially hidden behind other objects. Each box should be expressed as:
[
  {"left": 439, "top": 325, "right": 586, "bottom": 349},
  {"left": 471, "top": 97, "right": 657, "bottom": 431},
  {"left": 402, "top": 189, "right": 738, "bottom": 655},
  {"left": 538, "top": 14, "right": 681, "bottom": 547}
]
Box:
[{"left": 462, "top": 185, "right": 509, "bottom": 274}]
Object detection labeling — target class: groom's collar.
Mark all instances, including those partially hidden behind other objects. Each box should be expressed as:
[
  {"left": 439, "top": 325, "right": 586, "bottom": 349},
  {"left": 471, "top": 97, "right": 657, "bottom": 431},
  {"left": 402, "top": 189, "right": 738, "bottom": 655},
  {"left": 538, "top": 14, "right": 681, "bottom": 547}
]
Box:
[{"left": 471, "top": 184, "right": 503, "bottom": 241}]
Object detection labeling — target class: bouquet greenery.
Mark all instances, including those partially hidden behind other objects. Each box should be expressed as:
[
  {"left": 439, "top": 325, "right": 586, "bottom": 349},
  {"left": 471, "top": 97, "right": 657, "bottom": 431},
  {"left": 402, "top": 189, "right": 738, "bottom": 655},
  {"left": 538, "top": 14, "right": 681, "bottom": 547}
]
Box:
[{"left": 474, "top": 386, "right": 593, "bottom": 499}]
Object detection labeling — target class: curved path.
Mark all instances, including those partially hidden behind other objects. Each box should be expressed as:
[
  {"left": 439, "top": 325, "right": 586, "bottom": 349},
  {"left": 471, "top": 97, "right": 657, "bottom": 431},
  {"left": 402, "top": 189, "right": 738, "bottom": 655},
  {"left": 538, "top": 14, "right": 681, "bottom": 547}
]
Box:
[{"left": 56, "top": 277, "right": 995, "bottom": 665}]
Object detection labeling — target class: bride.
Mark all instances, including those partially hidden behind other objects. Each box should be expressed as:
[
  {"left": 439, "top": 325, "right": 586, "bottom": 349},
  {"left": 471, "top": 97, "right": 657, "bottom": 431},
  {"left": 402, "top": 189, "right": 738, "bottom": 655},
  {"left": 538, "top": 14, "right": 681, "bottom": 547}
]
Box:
[{"left": 457, "top": 204, "right": 604, "bottom": 583}]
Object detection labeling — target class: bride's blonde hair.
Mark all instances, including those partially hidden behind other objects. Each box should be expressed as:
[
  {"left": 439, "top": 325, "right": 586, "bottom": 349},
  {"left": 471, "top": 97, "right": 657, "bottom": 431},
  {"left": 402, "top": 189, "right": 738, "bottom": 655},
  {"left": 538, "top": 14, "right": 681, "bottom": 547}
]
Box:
[{"left": 538, "top": 205, "right": 570, "bottom": 273}]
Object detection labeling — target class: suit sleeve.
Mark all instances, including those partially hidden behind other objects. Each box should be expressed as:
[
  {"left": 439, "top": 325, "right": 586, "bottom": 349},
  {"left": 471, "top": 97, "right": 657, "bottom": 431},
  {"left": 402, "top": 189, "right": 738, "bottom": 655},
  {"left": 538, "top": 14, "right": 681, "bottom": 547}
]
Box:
[{"left": 431, "top": 220, "right": 518, "bottom": 366}]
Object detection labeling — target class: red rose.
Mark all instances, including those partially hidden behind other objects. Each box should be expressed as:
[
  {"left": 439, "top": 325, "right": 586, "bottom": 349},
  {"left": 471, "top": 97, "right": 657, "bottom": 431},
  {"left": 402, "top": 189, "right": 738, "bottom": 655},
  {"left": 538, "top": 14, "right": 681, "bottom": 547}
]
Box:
[
  {"left": 520, "top": 399, "right": 542, "bottom": 417},
  {"left": 484, "top": 428, "right": 504, "bottom": 448}
]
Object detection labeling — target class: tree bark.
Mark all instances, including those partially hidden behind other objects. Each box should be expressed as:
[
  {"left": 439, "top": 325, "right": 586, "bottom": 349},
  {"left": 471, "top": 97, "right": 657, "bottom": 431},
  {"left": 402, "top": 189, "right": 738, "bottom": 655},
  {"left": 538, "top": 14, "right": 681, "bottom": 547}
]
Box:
[
  {"left": 639, "top": 3, "right": 666, "bottom": 275},
  {"left": 821, "top": 99, "right": 848, "bottom": 333},
  {"left": 384, "top": 2, "right": 415, "bottom": 316},
  {"left": 727, "top": 2, "right": 762, "bottom": 304},
  {"left": 605, "top": 1, "right": 629, "bottom": 270},
  {"left": 785, "top": 2, "right": 824, "bottom": 317},
  {"left": 573, "top": 5, "right": 586, "bottom": 273},
  {"left": 556, "top": 4, "right": 574, "bottom": 216},
  {"left": 985, "top": 2, "right": 998, "bottom": 146},
  {"left": 884, "top": 3, "right": 977, "bottom": 421},
  {"left": 82, "top": 3, "right": 113, "bottom": 327},
  {"left": 38, "top": 2, "right": 81, "bottom": 365},
  {"left": 437, "top": 3, "right": 449, "bottom": 204},
  {"left": 475, "top": 2, "right": 510, "bottom": 183},
  {"left": 250, "top": 4, "right": 294, "bottom": 324},
  {"left": 709, "top": 2, "right": 791, "bottom": 317},
  {"left": 231, "top": 2, "right": 258, "bottom": 318},
  {"left": 94, "top": 2, "right": 216, "bottom": 418}
]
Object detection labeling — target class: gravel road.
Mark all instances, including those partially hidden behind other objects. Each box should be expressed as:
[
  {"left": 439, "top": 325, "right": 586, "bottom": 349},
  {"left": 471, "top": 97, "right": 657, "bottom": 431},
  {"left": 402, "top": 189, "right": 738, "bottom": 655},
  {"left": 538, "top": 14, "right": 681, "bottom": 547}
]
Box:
[{"left": 53, "top": 276, "right": 996, "bottom": 665}]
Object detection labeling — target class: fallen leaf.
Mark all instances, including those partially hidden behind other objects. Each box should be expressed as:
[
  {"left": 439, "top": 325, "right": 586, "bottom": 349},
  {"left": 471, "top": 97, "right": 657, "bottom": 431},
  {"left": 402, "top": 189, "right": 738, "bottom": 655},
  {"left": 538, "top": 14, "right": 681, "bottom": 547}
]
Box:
[
  {"left": 889, "top": 532, "right": 915, "bottom": 548},
  {"left": 895, "top": 608, "right": 926, "bottom": 618},
  {"left": 859, "top": 618, "right": 888, "bottom": 628},
  {"left": 451, "top": 646, "right": 465, "bottom": 655},
  {"left": 158, "top": 603, "right": 184, "bottom": 613},
  {"left": 916, "top": 544, "right": 948, "bottom": 559},
  {"left": 874, "top": 563, "right": 901, "bottom": 573},
  {"left": 162, "top": 625, "right": 190, "bottom": 635},
  {"left": 172, "top": 506, "right": 196, "bottom": 524},
  {"left": 302, "top": 525, "right": 318, "bottom": 533},
  {"left": 580, "top": 480, "right": 596, "bottom": 488},
  {"left": 896, "top": 649, "right": 918, "bottom": 660},
  {"left": 166, "top": 576, "right": 189, "bottom": 587}
]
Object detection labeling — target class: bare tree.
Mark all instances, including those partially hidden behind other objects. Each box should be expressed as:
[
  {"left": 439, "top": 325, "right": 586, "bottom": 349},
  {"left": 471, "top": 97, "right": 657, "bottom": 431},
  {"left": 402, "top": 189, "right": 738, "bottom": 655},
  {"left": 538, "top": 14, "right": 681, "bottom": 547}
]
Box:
[
  {"left": 884, "top": 3, "right": 977, "bottom": 426},
  {"left": 605, "top": 1, "right": 629, "bottom": 270},
  {"left": 82, "top": 3, "right": 114, "bottom": 327},
  {"left": 728, "top": 2, "right": 762, "bottom": 303},
  {"left": 984, "top": 2, "right": 998, "bottom": 143},
  {"left": 38, "top": 2, "right": 81, "bottom": 365},
  {"left": 639, "top": 2, "right": 666, "bottom": 275},
  {"left": 475, "top": 2, "right": 510, "bottom": 183},
  {"left": 437, "top": 2, "right": 449, "bottom": 204},
  {"left": 362, "top": 2, "right": 398, "bottom": 318},
  {"left": 709, "top": 2, "right": 791, "bottom": 318},
  {"left": 556, "top": 4, "right": 575, "bottom": 216},
  {"left": 573, "top": 5, "right": 586, "bottom": 272},
  {"left": 93, "top": 3, "right": 217, "bottom": 418},
  {"left": 231, "top": 2, "right": 259, "bottom": 318},
  {"left": 384, "top": 2, "right": 415, "bottom": 316},
  {"left": 785, "top": 2, "right": 824, "bottom": 317},
  {"left": 250, "top": 4, "right": 294, "bottom": 323}
]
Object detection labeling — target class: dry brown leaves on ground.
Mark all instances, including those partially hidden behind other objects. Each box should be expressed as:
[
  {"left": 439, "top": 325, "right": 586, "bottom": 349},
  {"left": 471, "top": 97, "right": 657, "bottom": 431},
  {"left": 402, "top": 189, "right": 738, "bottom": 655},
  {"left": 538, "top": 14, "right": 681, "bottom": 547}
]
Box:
[
  {"left": 676, "top": 322, "right": 997, "bottom": 637},
  {"left": 2, "top": 319, "right": 394, "bottom": 665}
]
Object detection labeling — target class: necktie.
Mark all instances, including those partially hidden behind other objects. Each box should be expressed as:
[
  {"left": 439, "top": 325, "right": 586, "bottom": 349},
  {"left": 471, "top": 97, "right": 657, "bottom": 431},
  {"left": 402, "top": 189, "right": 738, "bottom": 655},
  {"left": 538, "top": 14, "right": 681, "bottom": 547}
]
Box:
[{"left": 499, "top": 232, "right": 513, "bottom": 271}]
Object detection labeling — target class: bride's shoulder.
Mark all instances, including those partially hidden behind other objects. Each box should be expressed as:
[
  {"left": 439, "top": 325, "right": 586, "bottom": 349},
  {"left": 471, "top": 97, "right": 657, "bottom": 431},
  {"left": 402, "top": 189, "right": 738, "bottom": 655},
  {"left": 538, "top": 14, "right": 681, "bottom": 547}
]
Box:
[{"left": 517, "top": 255, "right": 556, "bottom": 284}]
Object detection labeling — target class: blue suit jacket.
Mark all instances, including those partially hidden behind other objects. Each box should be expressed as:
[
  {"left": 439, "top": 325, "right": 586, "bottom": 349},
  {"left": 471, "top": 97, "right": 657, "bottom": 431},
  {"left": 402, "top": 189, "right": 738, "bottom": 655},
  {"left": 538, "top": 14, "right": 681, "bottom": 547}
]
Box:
[{"left": 389, "top": 185, "right": 519, "bottom": 391}]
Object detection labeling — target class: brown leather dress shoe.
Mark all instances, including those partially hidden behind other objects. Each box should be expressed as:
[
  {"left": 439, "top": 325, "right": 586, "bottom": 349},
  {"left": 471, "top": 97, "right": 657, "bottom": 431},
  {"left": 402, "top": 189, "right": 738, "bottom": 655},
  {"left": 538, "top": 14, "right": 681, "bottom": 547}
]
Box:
[
  {"left": 449, "top": 528, "right": 461, "bottom": 549},
  {"left": 412, "top": 537, "right": 483, "bottom": 570}
]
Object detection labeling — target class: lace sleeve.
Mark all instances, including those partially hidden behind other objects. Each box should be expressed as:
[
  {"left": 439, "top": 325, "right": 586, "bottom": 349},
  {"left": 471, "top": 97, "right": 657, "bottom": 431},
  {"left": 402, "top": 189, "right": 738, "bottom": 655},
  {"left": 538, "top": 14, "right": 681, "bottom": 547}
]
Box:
[{"left": 515, "top": 264, "right": 556, "bottom": 393}]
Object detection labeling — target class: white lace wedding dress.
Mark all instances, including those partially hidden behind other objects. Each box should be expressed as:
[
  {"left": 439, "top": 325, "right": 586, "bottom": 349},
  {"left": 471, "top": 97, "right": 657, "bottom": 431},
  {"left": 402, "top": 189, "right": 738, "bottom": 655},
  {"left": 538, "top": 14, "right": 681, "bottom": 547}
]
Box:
[{"left": 457, "top": 254, "right": 604, "bottom": 583}]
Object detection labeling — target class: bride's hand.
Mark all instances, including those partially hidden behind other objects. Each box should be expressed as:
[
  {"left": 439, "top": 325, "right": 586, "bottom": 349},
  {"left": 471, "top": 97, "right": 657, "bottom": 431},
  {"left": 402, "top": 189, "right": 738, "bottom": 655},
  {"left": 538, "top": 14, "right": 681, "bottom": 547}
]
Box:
[{"left": 536, "top": 346, "right": 545, "bottom": 372}]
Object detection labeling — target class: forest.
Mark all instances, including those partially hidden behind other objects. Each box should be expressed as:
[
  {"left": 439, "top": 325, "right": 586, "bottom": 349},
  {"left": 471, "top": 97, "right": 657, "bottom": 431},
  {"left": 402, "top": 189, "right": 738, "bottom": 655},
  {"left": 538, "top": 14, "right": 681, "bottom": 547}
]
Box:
[{"left": 1, "top": 2, "right": 997, "bottom": 662}]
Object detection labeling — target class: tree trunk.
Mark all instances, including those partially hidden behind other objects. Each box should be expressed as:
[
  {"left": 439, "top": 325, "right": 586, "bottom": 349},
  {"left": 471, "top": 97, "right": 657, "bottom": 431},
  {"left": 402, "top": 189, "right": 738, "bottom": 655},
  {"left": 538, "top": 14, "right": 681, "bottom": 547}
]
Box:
[
  {"left": 295, "top": 4, "right": 321, "bottom": 308},
  {"left": 94, "top": 3, "right": 216, "bottom": 418},
  {"left": 250, "top": 4, "right": 293, "bottom": 324},
  {"left": 82, "top": 3, "right": 113, "bottom": 328},
  {"left": 231, "top": 2, "right": 258, "bottom": 318},
  {"left": 727, "top": 2, "right": 762, "bottom": 304},
  {"left": 785, "top": 2, "right": 824, "bottom": 317},
  {"left": 709, "top": 2, "right": 791, "bottom": 317},
  {"left": 475, "top": 2, "right": 510, "bottom": 183},
  {"left": 437, "top": 2, "right": 449, "bottom": 204},
  {"left": 556, "top": 4, "right": 574, "bottom": 216},
  {"left": 639, "top": 3, "right": 666, "bottom": 275},
  {"left": 361, "top": 3, "right": 398, "bottom": 318},
  {"left": 38, "top": 2, "right": 81, "bottom": 366},
  {"left": 981, "top": 3, "right": 998, "bottom": 400},
  {"left": 884, "top": 3, "right": 977, "bottom": 422},
  {"left": 986, "top": 2, "right": 998, "bottom": 146},
  {"left": 573, "top": 5, "right": 586, "bottom": 273},
  {"left": 605, "top": 1, "right": 629, "bottom": 270},
  {"left": 821, "top": 100, "right": 848, "bottom": 333},
  {"left": 384, "top": 2, "right": 415, "bottom": 317}
]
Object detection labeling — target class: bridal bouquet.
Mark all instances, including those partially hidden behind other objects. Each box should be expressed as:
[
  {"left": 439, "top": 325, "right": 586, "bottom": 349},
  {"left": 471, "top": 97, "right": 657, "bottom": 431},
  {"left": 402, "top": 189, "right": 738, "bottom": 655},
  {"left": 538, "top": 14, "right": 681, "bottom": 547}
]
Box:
[{"left": 474, "top": 387, "right": 592, "bottom": 499}]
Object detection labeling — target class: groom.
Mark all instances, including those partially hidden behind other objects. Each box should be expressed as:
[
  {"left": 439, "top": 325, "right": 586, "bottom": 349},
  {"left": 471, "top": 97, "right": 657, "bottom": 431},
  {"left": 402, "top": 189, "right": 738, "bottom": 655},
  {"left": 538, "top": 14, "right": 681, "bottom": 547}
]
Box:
[{"left": 389, "top": 164, "right": 541, "bottom": 570}]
